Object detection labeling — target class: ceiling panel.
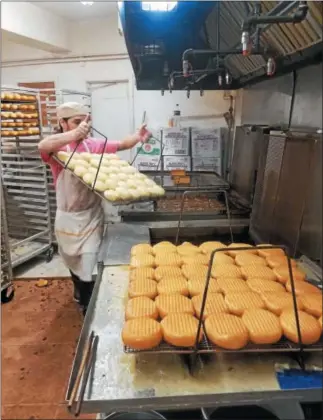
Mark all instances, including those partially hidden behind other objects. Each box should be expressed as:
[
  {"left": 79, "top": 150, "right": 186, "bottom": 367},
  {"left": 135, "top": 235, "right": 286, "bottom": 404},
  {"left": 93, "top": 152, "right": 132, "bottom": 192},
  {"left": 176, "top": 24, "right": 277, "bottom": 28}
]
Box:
[{"left": 29, "top": 1, "right": 117, "bottom": 20}]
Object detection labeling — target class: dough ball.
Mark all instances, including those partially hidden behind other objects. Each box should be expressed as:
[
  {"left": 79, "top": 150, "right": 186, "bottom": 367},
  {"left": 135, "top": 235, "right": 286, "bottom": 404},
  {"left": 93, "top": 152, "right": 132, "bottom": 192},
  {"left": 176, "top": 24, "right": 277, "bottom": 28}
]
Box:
[
  {"left": 118, "top": 173, "right": 128, "bottom": 181},
  {"left": 144, "top": 179, "right": 156, "bottom": 187},
  {"left": 87, "top": 167, "right": 107, "bottom": 182},
  {"left": 151, "top": 186, "right": 165, "bottom": 196},
  {"left": 129, "top": 189, "right": 141, "bottom": 199},
  {"left": 106, "top": 166, "right": 119, "bottom": 174},
  {"left": 90, "top": 159, "right": 100, "bottom": 168},
  {"left": 79, "top": 152, "right": 92, "bottom": 162},
  {"left": 92, "top": 180, "right": 106, "bottom": 192},
  {"left": 96, "top": 166, "right": 110, "bottom": 175},
  {"left": 66, "top": 159, "right": 78, "bottom": 170},
  {"left": 105, "top": 179, "right": 118, "bottom": 190},
  {"left": 109, "top": 173, "right": 119, "bottom": 180},
  {"left": 74, "top": 165, "right": 88, "bottom": 177},
  {"left": 115, "top": 187, "right": 131, "bottom": 200},
  {"left": 83, "top": 173, "right": 95, "bottom": 185},
  {"left": 133, "top": 172, "right": 147, "bottom": 180},
  {"left": 57, "top": 151, "right": 70, "bottom": 163},
  {"left": 136, "top": 187, "right": 150, "bottom": 198},
  {"left": 126, "top": 179, "right": 138, "bottom": 189},
  {"left": 117, "top": 181, "right": 128, "bottom": 188},
  {"left": 104, "top": 190, "right": 118, "bottom": 201},
  {"left": 75, "top": 158, "right": 89, "bottom": 168}
]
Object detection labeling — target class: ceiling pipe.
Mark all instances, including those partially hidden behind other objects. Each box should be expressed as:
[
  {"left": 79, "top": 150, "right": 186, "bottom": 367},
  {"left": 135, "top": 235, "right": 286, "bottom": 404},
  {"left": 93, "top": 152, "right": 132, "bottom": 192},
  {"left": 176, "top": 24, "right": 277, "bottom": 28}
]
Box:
[
  {"left": 241, "top": 1, "right": 308, "bottom": 31},
  {"left": 241, "top": 1, "right": 308, "bottom": 55},
  {"left": 232, "top": 1, "right": 299, "bottom": 51}
]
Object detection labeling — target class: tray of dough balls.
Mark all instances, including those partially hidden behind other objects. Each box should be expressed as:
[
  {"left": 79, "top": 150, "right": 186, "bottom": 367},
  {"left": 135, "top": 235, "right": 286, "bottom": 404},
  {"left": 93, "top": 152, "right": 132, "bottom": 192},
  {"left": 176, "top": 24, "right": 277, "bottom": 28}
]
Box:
[
  {"left": 54, "top": 151, "right": 165, "bottom": 205},
  {"left": 122, "top": 241, "right": 323, "bottom": 354}
]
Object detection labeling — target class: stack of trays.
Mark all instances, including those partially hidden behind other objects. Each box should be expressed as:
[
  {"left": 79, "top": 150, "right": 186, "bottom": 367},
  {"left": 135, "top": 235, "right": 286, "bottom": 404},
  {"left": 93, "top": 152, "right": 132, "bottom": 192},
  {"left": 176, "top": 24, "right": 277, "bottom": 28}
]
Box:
[
  {"left": 122, "top": 242, "right": 323, "bottom": 352},
  {"left": 1, "top": 92, "right": 40, "bottom": 137}
]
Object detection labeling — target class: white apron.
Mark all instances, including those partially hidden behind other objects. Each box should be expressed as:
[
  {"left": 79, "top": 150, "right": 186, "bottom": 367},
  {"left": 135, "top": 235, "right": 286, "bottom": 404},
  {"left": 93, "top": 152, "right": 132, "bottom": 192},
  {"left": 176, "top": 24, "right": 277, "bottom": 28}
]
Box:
[{"left": 55, "top": 144, "right": 104, "bottom": 282}]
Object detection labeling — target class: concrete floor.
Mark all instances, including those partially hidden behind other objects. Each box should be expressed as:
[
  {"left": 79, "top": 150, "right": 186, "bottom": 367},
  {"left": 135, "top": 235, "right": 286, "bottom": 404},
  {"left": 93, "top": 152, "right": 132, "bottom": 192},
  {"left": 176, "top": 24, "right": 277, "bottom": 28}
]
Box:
[{"left": 1, "top": 265, "right": 95, "bottom": 419}]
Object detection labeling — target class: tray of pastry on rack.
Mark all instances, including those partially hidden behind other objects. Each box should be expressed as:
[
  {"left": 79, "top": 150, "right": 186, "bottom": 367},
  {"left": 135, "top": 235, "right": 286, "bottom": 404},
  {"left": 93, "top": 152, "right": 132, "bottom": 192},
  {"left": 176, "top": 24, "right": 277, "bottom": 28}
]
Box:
[
  {"left": 53, "top": 151, "right": 166, "bottom": 205},
  {"left": 122, "top": 242, "right": 323, "bottom": 354},
  {"left": 1, "top": 92, "right": 37, "bottom": 102}
]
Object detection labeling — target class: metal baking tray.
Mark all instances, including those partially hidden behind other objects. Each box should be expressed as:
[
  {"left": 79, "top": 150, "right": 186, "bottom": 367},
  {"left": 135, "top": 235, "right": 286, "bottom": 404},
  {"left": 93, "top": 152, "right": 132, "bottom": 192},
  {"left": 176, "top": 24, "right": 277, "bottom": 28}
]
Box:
[
  {"left": 52, "top": 156, "right": 165, "bottom": 207},
  {"left": 141, "top": 171, "right": 230, "bottom": 191}
]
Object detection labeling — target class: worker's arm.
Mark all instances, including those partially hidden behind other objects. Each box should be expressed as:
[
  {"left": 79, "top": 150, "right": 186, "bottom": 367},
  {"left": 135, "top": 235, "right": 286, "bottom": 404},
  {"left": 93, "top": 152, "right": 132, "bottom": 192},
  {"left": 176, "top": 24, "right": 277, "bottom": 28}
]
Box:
[
  {"left": 117, "top": 124, "right": 152, "bottom": 151},
  {"left": 38, "top": 116, "right": 91, "bottom": 154}
]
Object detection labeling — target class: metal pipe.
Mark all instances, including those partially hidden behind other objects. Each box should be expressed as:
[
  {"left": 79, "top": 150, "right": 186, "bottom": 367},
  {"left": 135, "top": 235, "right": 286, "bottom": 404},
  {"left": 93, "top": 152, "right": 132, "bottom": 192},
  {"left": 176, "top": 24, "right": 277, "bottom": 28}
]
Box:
[
  {"left": 241, "top": 1, "right": 308, "bottom": 31},
  {"left": 182, "top": 48, "right": 247, "bottom": 62},
  {"left": 232, "top": 1, "right": 299, "bottom": 50}
]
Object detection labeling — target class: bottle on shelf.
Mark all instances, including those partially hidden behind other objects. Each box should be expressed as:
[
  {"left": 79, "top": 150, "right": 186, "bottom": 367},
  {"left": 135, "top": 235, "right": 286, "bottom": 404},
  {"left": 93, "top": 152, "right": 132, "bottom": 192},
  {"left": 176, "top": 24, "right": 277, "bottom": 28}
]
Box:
[{"left": 168, "top": 104, "right": 181, "bottom": 128}]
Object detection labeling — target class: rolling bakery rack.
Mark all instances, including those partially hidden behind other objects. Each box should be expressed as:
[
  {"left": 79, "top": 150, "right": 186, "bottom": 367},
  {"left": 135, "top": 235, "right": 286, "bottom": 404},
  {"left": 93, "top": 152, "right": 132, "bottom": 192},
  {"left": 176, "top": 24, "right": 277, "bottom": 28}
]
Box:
[
  {"left": 124, "top": 246, "right": 323, "bottom": 373},
  {"left": 1, "top": 86, "right": 54, "bottom": 267},
  {"left": 1, "top": 184, "right": 14, "bottom": 302}
]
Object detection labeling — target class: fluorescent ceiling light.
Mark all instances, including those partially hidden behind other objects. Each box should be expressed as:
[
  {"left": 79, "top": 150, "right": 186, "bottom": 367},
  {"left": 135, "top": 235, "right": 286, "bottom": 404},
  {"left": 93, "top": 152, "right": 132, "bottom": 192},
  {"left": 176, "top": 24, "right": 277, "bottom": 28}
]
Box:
[
  {"left": 81, "top": 1, "right": 94, "bottom": 6},
  {"left": 141, "top": 2, "right": 178, "bottom": 12}
]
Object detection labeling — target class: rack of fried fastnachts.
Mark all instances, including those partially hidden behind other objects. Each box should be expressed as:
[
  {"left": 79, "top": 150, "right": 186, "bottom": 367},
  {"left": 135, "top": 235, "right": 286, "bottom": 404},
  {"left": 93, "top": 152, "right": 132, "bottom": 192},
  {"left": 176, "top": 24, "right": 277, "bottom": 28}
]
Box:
[{"left": 122, "top": 242, "right": 323, "bottom": 353}]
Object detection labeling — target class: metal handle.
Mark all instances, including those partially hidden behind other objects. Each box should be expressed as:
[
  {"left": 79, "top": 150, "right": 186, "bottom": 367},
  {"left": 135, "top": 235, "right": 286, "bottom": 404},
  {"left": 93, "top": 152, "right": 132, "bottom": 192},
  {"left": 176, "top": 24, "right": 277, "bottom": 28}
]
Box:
[
  {"left": 74, "top": 334, "right": 99, "bottom": 417},
  {"left": 175, "top": 189, "right": 233, "bottom": 245}
]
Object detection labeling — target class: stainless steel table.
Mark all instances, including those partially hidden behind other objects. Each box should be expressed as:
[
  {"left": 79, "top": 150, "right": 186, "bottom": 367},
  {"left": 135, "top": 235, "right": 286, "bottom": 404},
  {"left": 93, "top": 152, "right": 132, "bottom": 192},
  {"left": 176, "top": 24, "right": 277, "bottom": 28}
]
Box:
[{"left": 67, "top": 266, "right": 323, "bottom": 416}]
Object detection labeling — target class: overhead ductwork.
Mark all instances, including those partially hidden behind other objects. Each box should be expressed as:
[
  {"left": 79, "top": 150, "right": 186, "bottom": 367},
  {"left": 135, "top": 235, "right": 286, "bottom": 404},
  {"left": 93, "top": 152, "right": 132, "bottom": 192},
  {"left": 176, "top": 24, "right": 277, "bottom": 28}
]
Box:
[{"left": 118, "top": 1, "right": 322, "bottom": 92}]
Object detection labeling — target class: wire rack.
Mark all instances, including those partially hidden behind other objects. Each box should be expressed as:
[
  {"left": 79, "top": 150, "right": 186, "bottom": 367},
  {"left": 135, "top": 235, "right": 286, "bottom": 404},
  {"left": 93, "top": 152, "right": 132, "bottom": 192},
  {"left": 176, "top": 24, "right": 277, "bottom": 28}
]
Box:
[
  {"left": 1, "top": 86, "right": 53, "bottom": 267},
  {"left": 1, "top": 185, "right": 13, "bottom": 292},
  {"left": 124, "top": 246, "right": 323, "bottom": 367}
]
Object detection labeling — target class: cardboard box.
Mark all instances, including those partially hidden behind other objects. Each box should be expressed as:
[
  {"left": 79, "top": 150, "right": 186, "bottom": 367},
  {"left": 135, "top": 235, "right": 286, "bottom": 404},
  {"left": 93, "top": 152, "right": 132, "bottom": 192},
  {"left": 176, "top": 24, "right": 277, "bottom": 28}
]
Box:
[
  {"left": 134, "top": 155, "right": 161, "bottom": 171},
  {"left": 163, "top": 156, "right": 191, "bottom": 171},
  {"left": 191, "top": 127, "right": 223, "bottom": 158},
  {"left": 192, "top": 157, "right": 222, "bottom": 175},
  {"left": 135, "top": 130, "right": 161, "bottom": 156},
  {"left": 161, "top": 128, "right": 190, "bottom": 156}
]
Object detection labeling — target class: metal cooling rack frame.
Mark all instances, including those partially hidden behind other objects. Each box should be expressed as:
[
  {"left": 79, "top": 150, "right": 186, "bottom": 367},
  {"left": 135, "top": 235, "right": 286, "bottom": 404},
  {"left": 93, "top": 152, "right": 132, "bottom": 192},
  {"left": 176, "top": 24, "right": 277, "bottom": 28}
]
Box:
[
  {"left": 175, "top": 189, "right": 233, "bottom": 245},
  {"left": 1, "top": 184, "right": 13, "bottom": 292},
  {"left": 1, "top": 86, "right": 54, "bottom": 267},
  {"left": 53, "top": 131, "right": 166, "bottom": 207}
]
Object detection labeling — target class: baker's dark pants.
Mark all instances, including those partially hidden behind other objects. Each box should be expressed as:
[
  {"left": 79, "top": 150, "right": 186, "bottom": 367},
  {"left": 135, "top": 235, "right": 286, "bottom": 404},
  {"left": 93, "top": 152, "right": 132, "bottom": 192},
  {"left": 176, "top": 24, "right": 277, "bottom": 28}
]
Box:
[{"left": 70, "top": 270, "right": 95, "bottom": 315}]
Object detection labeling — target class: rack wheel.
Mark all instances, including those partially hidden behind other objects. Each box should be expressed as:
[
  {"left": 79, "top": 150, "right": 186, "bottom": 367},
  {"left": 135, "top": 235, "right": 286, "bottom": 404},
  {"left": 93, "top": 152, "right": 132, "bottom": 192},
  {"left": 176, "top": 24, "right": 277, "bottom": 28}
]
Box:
[
  {"left": 1, "top": 285, "right": 15, "bottom": 304},
  {"left": 46, "top": 245, "right": 54, "bottom": 263}
]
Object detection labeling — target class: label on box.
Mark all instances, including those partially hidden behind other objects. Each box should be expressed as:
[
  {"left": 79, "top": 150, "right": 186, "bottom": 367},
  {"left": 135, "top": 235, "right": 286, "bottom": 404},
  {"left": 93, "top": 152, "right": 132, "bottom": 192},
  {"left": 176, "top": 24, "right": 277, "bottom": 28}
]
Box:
[
  {"left": 163, "top": 156, "right": 191, "bottom": 171},
  {"left": 136, "top": 130, "right": 161, "bottom": 156},
  {"left": 191, "top": 128, "right": 222, "bottom": 158},
  {"left": 162, "top": 128, "right": 190, "bottom": 156},
  {"left": 134, "top": 155, "right": 161, "bottom": 171},
  {"left": 192, "top": 157, "right": 222, "bottom": 174}
]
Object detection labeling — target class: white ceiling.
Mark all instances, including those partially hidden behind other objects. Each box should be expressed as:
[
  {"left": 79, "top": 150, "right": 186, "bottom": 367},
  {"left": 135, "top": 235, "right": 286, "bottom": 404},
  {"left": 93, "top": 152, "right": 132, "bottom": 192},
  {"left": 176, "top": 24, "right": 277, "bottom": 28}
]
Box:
[{"left": 31, "top": 1, "right": 118, "bottom": 20}]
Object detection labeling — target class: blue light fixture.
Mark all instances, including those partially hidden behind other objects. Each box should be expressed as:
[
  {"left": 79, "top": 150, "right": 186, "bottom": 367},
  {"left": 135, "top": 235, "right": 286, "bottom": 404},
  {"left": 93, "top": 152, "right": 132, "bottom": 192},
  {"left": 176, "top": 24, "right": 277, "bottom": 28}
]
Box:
[{"left": 141, "top": 2, "right": 178, "bottom": 12}]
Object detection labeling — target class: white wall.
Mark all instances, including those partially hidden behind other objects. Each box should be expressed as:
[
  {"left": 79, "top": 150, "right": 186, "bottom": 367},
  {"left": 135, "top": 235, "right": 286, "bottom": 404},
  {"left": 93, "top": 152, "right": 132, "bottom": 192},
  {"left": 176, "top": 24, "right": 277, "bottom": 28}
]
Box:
[{"left": 1, "top": 14, "right": 241, "bottom": 133}]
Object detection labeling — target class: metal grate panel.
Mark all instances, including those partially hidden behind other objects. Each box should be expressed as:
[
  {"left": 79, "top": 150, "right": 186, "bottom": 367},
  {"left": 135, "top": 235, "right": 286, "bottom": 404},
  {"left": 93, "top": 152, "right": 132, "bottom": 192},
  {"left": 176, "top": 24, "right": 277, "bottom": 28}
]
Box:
[{"left": 250, "top": 134, "right": 286, "bottom": 244}]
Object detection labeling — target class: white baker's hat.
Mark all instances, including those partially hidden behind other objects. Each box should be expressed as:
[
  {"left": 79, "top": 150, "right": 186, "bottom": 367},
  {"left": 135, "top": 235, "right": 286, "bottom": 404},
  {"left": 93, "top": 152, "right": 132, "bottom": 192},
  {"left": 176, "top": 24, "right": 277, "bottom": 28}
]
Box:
[{"left": 57, "top": 102, "right": 89, "bottom": 119}]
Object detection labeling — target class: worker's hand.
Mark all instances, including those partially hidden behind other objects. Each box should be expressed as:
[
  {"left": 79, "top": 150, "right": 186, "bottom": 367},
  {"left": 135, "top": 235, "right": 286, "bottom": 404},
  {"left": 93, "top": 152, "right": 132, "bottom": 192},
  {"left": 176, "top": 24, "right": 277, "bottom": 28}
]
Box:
[
  {"left": 135, "top": 124, "right": 152, "bottom": 143},
  {"left": 74, "top": 114, "right": 91, "bottom": 141}
]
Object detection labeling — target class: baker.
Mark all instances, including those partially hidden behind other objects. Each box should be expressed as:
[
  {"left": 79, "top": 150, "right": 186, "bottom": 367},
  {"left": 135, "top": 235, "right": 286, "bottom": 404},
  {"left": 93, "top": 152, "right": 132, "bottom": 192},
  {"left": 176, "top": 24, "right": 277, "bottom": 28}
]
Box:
[{"left": 38, "top": 102, "right": 151, "bottom": 314}]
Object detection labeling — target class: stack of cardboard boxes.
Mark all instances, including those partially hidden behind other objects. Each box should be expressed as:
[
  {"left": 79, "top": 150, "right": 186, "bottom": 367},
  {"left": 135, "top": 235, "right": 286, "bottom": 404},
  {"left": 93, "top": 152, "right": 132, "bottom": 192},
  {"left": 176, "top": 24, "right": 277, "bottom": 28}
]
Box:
[{"left": 133, "top": 127, "right": 225, "bottom": 176}]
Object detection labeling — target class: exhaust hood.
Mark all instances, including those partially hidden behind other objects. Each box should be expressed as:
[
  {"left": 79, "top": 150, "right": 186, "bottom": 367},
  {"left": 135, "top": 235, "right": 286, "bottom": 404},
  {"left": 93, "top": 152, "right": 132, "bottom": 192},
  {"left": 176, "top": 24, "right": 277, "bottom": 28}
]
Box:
[{"left": 119, "top": 1, "right": 323, "bottom": 92}]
